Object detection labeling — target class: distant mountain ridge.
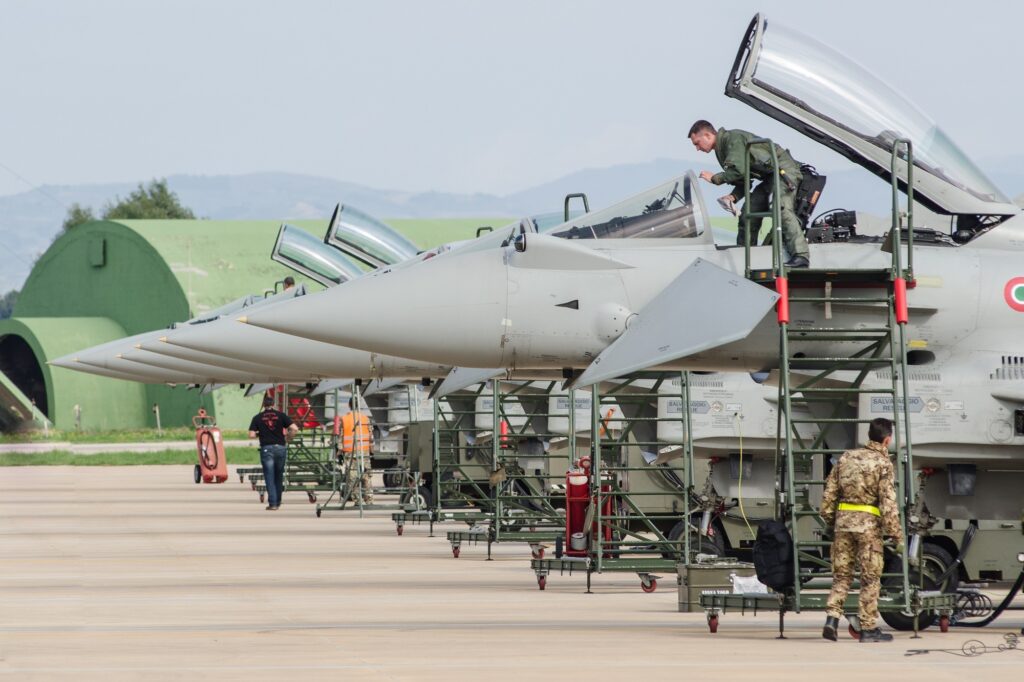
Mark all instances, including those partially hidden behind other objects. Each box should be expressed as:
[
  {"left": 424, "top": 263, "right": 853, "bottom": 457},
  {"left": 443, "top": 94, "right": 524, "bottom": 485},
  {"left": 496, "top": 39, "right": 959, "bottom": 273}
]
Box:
[{"left": 2, "top": 156, "right": 1020, "bottom": 292}]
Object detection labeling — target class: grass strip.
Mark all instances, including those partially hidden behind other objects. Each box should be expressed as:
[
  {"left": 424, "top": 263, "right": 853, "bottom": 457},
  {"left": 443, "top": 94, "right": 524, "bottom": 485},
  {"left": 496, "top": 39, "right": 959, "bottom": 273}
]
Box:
[{"left": 0, "top": 447, "right": 258, "bottom": 466}]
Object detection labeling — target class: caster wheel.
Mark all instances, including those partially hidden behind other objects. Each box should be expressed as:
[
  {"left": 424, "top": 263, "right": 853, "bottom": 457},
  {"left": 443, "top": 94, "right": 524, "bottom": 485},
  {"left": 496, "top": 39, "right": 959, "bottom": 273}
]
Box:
[
  {"left": 531, "top": 547, "right": 544, "bottom": 560},
  {"left": 939, "top": 615, "right": 949, "bottom": 633},
  {"left": 848, "top": 624, "right": 861, "bottom": 640},
  {"left": 259, "top": 494, "right": 265, "bottom": 504},
  {"left": 193, "top": 464, "right": 202, "bottom": 484},
  {"left": 538, "top": 576, "right": 546, "bottom": 591},
  {"left": 641, "top": 578, "right": 657, "bottom": 593},
  {"left": 315, "top": 508, "right": 322, "bottom": 518},
  {"left": 708, "top": 615, "right": 719, "bottom": 633},
  {"left": 307, "top": 492, "right": 317, "bottom": 504},
  {"left": 251, "top": 482, "right": 256, "bottom": 490},
  {"left": 452, "top": 547, "right": 460, "bottom": 559},
  {"left": 238, "top": 474, "right": 244, "bottom": 483},
  {"left": 397, "top": 526, "right": 404, "bottom": 536}
]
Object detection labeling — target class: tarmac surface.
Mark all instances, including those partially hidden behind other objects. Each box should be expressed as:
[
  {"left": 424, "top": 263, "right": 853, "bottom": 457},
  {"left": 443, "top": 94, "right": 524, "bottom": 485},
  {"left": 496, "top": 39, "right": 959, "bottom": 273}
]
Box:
[{"left": 1, "top": 466, "right": 1021, "bottom": 681}]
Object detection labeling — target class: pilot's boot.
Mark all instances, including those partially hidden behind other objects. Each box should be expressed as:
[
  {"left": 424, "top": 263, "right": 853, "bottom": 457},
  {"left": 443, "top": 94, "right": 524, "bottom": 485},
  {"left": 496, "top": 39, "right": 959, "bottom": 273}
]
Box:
[
  {"left": 822, "top": 616, "right": 839, "bottom": 641},
  {"left": 859, "top": 627, "right": 894, "bottom": 642}
]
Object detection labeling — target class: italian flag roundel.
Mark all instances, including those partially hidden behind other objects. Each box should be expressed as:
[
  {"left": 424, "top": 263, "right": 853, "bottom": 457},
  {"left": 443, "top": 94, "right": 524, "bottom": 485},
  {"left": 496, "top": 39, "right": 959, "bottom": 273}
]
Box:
[{"left": 1005, "top": 277, "right": 1024, "bottom": 312}]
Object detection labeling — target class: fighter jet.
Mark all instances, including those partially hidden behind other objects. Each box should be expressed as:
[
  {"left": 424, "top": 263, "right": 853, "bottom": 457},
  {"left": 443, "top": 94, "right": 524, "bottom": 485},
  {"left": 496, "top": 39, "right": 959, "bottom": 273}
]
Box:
[
  {"left": 146, "top": 202, "right": 608, "bottom": 386},
  {"left": 243, "top": 16, "right": 1020, "bottom": 386},
  {"left": 240, "top": 14, "right": 1024, "bottom": 575}
]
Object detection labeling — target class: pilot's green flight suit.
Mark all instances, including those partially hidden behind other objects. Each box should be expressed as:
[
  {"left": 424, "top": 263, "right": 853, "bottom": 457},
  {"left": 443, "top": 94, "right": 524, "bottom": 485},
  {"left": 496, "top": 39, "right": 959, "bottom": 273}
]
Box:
[{"left": 710, "top": 127, "right": 810, "bottom": 260}]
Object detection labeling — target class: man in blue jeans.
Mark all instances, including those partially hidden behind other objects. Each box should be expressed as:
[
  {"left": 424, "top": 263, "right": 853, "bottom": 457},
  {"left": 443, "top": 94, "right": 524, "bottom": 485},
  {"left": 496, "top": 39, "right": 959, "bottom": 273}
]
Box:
[{"left": 248, "top": 395, "right": 298, "bottom": 510}]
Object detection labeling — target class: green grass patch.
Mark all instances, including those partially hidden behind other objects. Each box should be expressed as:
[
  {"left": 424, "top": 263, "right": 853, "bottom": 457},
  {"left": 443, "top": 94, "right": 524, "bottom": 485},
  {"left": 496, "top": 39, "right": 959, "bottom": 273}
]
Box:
[
  {"left": 388, "top": 217, "right": 514, "bottom": 249},
  {"left": 0, "top": 427, "right": 250, "bottom": 445},
  {"left": 0, "top": 447, "right": 258, "bottom": 466}
]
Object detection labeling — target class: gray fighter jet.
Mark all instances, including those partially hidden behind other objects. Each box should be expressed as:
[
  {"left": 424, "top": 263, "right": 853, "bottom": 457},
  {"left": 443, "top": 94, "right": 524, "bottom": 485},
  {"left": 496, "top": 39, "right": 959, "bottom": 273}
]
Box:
[
  {"left": 243, "top": 16, "right": 1020, "bottom": 386},
  {"left": 240, "top": 14, "right": 1024, "bottom": 577}
]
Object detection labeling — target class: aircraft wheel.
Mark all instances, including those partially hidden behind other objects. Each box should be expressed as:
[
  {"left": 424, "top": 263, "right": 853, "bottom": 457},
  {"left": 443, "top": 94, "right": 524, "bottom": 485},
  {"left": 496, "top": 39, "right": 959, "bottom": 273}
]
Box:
[{"left": 881, "top": 544, "right": 957, "bottom": 631}]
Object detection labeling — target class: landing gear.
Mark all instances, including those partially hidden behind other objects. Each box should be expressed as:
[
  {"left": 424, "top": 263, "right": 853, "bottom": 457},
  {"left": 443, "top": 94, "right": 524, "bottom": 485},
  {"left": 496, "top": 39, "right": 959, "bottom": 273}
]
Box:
[{"left": 881, "top": 543, "right": 958, "bottom": 631}]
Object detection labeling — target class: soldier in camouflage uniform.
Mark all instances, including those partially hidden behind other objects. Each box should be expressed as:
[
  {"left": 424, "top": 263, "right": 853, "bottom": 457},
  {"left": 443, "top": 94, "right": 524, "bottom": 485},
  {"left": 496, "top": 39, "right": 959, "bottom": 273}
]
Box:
[
  {"left": 688, "top": 119, "right": 810, "bottom": 268},
  {"left": 820, "top": 417, "right": 904, "bottom": 642}
]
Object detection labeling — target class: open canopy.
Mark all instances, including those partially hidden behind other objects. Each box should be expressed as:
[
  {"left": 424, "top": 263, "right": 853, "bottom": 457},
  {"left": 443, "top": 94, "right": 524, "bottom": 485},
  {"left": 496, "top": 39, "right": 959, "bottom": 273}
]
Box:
[
  {"left": 324, "top": 203, "right": 420, "bottom": 267},
  {"left": 727, "top": 14, "right": 1018, "bottom": 217},
  {"left": 272, "top": 223, "right": 365, "bottom": 286}
]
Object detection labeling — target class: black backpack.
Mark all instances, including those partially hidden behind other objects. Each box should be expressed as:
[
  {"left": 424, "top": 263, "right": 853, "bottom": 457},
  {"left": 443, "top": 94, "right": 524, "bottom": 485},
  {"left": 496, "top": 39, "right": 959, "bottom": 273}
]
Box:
[{"left": 752, "top": 520, "right": 795, "bottom": 592}]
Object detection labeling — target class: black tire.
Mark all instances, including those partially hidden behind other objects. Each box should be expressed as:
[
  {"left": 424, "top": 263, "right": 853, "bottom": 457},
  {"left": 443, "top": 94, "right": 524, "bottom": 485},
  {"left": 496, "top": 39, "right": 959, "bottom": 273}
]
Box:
[
  {"left": 193, "top": 464, "right": 202, "bottom": 484},
  {"left": 880, "top": 543, "right": 959, "bottom": 631},
  {"left": 663, "top": 520, "right": 726, "bottom": 560},
  {"left": 400, "top": 485, "right": 433, "bottom": 510}
]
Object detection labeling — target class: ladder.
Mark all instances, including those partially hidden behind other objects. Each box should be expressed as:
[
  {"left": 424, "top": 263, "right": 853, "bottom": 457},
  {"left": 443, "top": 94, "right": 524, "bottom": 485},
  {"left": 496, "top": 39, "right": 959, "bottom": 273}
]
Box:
[{"left": 741, "top": 137, "right": 927, "bottom": 622}]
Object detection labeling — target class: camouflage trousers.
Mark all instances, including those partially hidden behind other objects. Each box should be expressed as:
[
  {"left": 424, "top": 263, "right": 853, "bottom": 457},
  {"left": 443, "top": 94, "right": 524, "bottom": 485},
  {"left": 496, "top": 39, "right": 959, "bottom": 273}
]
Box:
[
  {"left": 826, "top": 529, "right": 885, "bottom": 629},
  {"left": 345, "top": 458, "right": 373, "bottom": 504}
]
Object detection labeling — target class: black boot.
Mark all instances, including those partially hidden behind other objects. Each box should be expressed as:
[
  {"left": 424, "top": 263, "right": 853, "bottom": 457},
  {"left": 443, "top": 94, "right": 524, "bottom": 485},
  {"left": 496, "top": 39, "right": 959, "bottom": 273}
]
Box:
[
  {"left": 784, "top": 255, "right": 810, "bottom": 269},
  {"left": 859, "top": 627, "right": 894, "bottom": 642},
  {"left": 822, "top": 616, "right": 839, "bottom": 641}
]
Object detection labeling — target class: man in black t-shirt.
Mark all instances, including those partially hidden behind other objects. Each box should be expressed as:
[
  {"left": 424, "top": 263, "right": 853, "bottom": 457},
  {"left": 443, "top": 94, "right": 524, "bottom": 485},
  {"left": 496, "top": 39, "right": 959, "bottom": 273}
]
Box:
[{"left": 248, "top": 395, "right": 298, "bottom": 510}]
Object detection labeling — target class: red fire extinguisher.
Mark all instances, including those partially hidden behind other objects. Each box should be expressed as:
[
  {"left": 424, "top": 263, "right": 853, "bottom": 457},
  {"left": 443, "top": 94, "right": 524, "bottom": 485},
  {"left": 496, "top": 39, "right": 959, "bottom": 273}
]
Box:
[{"left": 193, "top": 408, "right": 228, "bottom": 484}]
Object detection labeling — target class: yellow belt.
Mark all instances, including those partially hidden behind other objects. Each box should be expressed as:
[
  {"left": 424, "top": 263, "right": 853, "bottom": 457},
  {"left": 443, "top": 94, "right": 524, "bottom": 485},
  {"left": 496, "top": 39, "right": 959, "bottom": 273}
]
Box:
[{"left": 837, "top": 502, "right": 880, "bottom": 516}]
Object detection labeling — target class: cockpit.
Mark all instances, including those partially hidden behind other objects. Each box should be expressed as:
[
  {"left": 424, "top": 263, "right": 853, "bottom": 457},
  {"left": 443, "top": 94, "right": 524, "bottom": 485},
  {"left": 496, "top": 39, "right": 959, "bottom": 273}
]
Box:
[{"left": 547, "top": 173, "right": 708, "bottom": 240}]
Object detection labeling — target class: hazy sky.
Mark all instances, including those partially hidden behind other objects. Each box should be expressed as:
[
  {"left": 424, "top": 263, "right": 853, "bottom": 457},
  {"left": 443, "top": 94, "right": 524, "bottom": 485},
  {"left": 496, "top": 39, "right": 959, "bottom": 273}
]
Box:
[{"left": 1, "top": 0, "right": 1021, "bottom": 198}]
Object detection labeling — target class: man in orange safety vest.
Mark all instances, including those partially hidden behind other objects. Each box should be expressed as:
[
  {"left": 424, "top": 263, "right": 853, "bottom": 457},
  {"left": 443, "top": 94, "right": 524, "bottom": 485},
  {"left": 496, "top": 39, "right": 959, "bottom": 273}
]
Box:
[{"left": 340, "top": 396, "right": 374, "bottom": 504}]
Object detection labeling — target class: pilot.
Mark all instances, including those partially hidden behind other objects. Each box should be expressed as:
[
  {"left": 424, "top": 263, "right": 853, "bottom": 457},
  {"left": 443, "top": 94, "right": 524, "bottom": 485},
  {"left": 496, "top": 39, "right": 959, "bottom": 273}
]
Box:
[
  {"left": 689, "top": 120, "right": 810, "bottom": 268},
  {"left": 819, "top": 417, "right": 904, "bottom": 643}
]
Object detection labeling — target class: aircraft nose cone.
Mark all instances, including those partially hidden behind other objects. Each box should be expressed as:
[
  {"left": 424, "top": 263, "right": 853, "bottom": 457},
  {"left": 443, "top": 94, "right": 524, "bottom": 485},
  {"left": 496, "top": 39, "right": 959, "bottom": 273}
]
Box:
[{"left": 243, "top": 248, "right": 510, "bottom": 367}]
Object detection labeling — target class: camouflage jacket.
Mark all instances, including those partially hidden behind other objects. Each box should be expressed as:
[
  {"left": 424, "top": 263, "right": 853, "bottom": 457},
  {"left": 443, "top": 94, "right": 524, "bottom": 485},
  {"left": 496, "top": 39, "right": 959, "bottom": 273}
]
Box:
[
  {"left": 711, "top": 127, "right": 802, "bottom": 201},
  {"left": 820, "top": 441, "right": 903, "bottom": 538}
]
